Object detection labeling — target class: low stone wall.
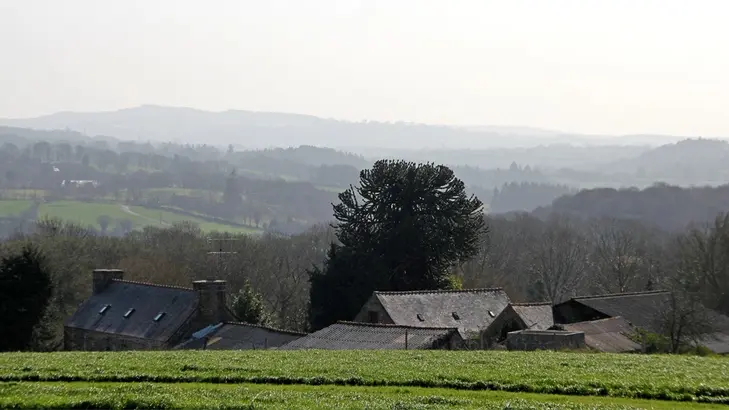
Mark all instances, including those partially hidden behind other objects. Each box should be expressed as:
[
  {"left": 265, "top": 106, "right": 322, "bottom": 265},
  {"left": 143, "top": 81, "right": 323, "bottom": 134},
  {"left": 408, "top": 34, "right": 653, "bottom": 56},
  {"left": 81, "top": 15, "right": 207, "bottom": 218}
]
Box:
[{"left": 506, "top": 330, "right": 585, "bottom": 351}]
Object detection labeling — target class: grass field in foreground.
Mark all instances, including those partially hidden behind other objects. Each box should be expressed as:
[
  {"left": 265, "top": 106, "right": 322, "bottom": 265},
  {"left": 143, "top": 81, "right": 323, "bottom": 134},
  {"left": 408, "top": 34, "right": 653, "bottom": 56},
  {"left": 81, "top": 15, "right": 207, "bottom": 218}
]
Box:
[
  {"left": 1, "top": 382, "right": 725, "bottom": 410},
  {"left": 1, "top": 350, "right": 728, "bottom": 403}
]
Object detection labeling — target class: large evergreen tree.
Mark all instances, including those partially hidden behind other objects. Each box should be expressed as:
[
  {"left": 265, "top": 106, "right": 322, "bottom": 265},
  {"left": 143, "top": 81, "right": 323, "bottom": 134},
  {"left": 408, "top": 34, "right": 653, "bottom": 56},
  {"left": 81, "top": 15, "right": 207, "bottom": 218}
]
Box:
[
  {"left": 231, "top": 280, "right": 268, "bottom": 325},
  {"left": 309, "top": 160, "right": 486, "bottom": 330},
  {"left": 0, "top": 245, "right": 53, "bottom": 351}
]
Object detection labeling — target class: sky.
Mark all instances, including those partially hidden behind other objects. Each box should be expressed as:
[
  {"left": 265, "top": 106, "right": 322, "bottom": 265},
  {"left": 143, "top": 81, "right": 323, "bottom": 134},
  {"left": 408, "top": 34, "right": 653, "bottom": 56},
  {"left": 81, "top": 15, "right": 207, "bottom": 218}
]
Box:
[{"left": 1, "top": 0, "right": 728, "bottom": 137}]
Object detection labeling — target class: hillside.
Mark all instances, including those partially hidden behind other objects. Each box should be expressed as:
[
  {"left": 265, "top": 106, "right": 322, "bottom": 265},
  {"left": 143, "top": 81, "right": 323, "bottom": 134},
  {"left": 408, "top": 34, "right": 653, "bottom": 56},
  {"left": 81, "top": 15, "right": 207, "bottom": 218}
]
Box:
[
  {"left": 0, "top": 105, "right": 692, "bottom": 151},
  {"left": 534, "top": 183, "right": 729, "bottom": 231},
  {"left": 600, "top": 138, "right": 729, "bottom": 185}
]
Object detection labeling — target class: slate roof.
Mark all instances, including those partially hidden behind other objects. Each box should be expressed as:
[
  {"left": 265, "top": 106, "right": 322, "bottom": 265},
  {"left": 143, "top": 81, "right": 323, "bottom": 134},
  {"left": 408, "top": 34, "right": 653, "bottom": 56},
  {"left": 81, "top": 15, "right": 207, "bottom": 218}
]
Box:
[
  {"left": 373, "top": 288, "right": 511, "bottom": 338},
  {"left": 562, "top": 317, "right": 641, "bottom": 353},
  {"left": 561, "top": 290, "right": 729, "bottom": 353},
  {"left": 567, "top": 290, "right": 670, "bottom": 332},
  {"left": 280, "top": 321, "right": 461, "bottom": 350},
  {"left": 699, "top": 332, "right": 729, "bottom": 354},
  {"left": 510, "top": 303, "right": 554, "bottom": 331},
  {"left": 697, "top": 311, "right": 729, "bottom": 354},
  {"left": 176, "top": 322, "right": 306, "bottom": 350},
  {"left": 64, "top": 279, "right": 199, "bottom": 342}
]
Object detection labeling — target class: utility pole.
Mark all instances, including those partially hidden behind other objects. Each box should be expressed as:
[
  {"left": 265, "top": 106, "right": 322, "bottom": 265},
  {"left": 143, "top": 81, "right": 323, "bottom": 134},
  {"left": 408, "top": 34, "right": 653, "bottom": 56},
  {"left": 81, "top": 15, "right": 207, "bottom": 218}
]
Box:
[{"left": 206, "top": 237, "right": 239, "bottom": 280}]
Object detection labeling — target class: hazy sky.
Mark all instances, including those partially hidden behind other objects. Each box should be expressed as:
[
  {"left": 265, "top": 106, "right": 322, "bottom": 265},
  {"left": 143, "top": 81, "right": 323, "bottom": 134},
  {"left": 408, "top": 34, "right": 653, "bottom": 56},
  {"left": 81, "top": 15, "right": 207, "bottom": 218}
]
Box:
[{"left": 1, "top": 0, "right": 727, "bottom": 136}]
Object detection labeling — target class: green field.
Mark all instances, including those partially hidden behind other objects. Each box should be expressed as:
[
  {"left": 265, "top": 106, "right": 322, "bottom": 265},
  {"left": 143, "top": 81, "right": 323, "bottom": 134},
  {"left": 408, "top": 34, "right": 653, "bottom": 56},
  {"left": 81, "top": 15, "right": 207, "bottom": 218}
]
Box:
[
  {"left": 1, "top": 382, "right": 724, "bottom": 410},
  {"left": 142, "top": 187, "right": 221, "bottom": 199},
  {"left": 33, "top": 200, "right": 260, "bottom": 234},
  {"left": 0, "top": 199, "right": 32, "bottom": 216},
  {"left": 129, "top": 206, "right": 260, "bottom": 234},
  {"left": 0, "top": 350, "right": 728, "bottom": 409}
]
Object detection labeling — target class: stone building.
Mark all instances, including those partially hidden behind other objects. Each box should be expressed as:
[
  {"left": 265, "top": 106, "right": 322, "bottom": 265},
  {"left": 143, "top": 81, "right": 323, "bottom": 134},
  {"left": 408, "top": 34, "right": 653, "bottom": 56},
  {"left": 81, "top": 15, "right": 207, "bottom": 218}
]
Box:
[
  {"left": 505, "top": 329, "right": 586, "bottom": 351},
  {"left": 481, "top": 302, "right": 554, "bottom": 347},
  {"left": 553, "top": 290, "right": 729, "bottom": 354},
  {"left": 64, "top": 269, "right": 236, "bottom": 351},
  {"left": 353, "top": 288, "right": 511, "bottom": 340}
]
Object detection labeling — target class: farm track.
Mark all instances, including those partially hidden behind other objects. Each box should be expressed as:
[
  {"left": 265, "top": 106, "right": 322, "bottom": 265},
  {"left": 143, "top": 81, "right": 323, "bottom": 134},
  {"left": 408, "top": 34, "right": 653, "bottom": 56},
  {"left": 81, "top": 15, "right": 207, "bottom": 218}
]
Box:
[{"left": 120, "top": 204, "right": 171, "bottom": 226}]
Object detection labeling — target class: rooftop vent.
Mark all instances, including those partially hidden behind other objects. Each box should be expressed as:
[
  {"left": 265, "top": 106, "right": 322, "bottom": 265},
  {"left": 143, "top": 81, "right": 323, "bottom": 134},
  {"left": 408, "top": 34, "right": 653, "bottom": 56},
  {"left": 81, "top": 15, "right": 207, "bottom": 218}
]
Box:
[
  {"left": 153, "top": 312, "right": 166, "bottom": 322},
  {"left": 416, "top": 314, "right": 425, "bottom": 322},
  {"left": 452, "top": 312, "right": 460, "bottom": 320},
  {"left": 124, "top": 308, "right": 136, "bottom": 318},
  {"left": 99, "top": 304, "right": 110, "bottom": 315}
]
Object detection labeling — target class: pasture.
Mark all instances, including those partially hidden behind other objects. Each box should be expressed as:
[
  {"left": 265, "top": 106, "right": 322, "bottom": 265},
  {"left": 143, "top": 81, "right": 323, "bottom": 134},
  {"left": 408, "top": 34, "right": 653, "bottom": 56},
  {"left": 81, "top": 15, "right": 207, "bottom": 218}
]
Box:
[
  {"left": 0, "top": 350, "right": 728, "bottom": 408},
  {"left": 0, "top": 199, "right": 32, "bottom": 217},
  {"left": 0, "top": 199, "right": 262, "bottom": 233}
]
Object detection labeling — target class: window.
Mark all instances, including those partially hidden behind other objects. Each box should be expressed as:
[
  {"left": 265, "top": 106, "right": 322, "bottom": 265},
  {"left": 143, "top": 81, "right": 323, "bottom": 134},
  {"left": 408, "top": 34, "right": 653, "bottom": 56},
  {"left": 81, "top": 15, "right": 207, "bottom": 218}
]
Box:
[
  {"left": 154, "top": 312, "right": 166, "bottom": 322},
  {"left": 452, "top": 312, "right": 460, "bottom": 320},
  {"left": 124, "top": 308, "right": 136, "bottom": 318},
  {"left": 367, "top": 311, "right": 379, "bottom": 323},
  {"left": 416, "top": 314, "right": 425, "bottom": 322},
  {"left": 98, "top": 304, "right": 111, "bottom": 314}
]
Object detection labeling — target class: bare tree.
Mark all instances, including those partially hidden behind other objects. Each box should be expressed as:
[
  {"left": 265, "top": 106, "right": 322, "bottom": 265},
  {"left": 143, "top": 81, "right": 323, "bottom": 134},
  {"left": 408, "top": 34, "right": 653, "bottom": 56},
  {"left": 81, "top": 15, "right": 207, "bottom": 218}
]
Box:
[
  {"left": 652, "top": 289, "right": 715, "bottom": 353},
  {"left": 460, "top": 214, "right": 540, "bottom": 300},
  {"left": 526, "top": 216, "right": 588, "bottom": 303},
  {"left": 588, "top": 218, "right": 647, "bottom": 293},
  {"left": 674, "top": 213, "right": 729, "bottom": 315}
]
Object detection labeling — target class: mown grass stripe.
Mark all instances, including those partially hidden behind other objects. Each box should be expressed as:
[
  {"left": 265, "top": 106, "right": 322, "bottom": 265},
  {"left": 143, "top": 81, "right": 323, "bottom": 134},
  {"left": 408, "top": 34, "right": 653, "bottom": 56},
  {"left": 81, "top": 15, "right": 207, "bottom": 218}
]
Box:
[{"left": 1, "top": 350, "right": 727, "bottom": 404}]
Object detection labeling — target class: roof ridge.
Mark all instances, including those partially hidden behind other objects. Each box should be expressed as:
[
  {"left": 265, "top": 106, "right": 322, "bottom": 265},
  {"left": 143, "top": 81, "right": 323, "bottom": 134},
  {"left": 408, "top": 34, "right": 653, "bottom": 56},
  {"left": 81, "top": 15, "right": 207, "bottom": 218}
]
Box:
[
  {"left": 224, "top": 321, "right": 308, "bottom": 336},
  {"left": 336, "top": 321, "right": 459, "bottom": 331},
  {"left": 572, "top": 290, "right": 669, "bottom": 300},
  {"left": 374, "top": 287, "right": 504, "bottom": 296},
  {"left": 511, "top": 302, "right": 552, "bottom": 306},
  {"left": 112, "top": 279, "right": 195, "bottom": 292}
]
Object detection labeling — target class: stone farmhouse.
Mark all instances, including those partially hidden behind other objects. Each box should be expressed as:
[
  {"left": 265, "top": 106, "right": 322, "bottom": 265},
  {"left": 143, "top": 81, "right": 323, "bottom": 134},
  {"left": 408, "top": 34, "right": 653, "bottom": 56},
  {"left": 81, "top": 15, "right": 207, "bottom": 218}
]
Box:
[
  {"left": 64, "top": 269, "right": 236, "bottom": 351},
  {"left": 354, "top": 288, "right": 511, "bottom": 339}
]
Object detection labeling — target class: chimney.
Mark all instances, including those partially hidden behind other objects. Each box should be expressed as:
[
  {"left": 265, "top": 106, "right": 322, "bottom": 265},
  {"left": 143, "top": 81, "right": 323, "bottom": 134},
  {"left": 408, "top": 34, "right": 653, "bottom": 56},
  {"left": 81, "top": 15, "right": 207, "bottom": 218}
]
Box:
[
  {"left": 93, "top": 269, "right": 123, "bottom": 294},
  {"left": 193, "top": 280, "right": 228, "bottom": 324}
]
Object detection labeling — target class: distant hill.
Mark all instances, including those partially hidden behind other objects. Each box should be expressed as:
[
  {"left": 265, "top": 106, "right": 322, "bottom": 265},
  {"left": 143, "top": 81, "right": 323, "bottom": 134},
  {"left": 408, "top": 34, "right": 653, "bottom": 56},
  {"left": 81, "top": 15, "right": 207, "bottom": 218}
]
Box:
[
  {"left": 533, "top": 183, "right": 729, "bottom": 231},
  {"left": 0, "top": 126, "right": 117, "bottom": 145},
  {"left": 0, "top": 105, "right": 694, "bottom": 151},
  {"left": 600, "top": 138, "right": 729, "bottom": 185}
]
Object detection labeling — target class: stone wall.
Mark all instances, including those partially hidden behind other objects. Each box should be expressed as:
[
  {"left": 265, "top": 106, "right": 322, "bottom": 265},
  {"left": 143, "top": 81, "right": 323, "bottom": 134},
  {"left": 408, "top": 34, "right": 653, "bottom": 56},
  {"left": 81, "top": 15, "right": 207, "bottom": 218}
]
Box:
[
  {"left": 506, "top": 330, "right": 585, "bottom": 351},
  {"left": 353, "top": 296, "right": 394, "bottom": 324},
  {"left": 481, "top": 306, "right": 525, "bottom": 348}
]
